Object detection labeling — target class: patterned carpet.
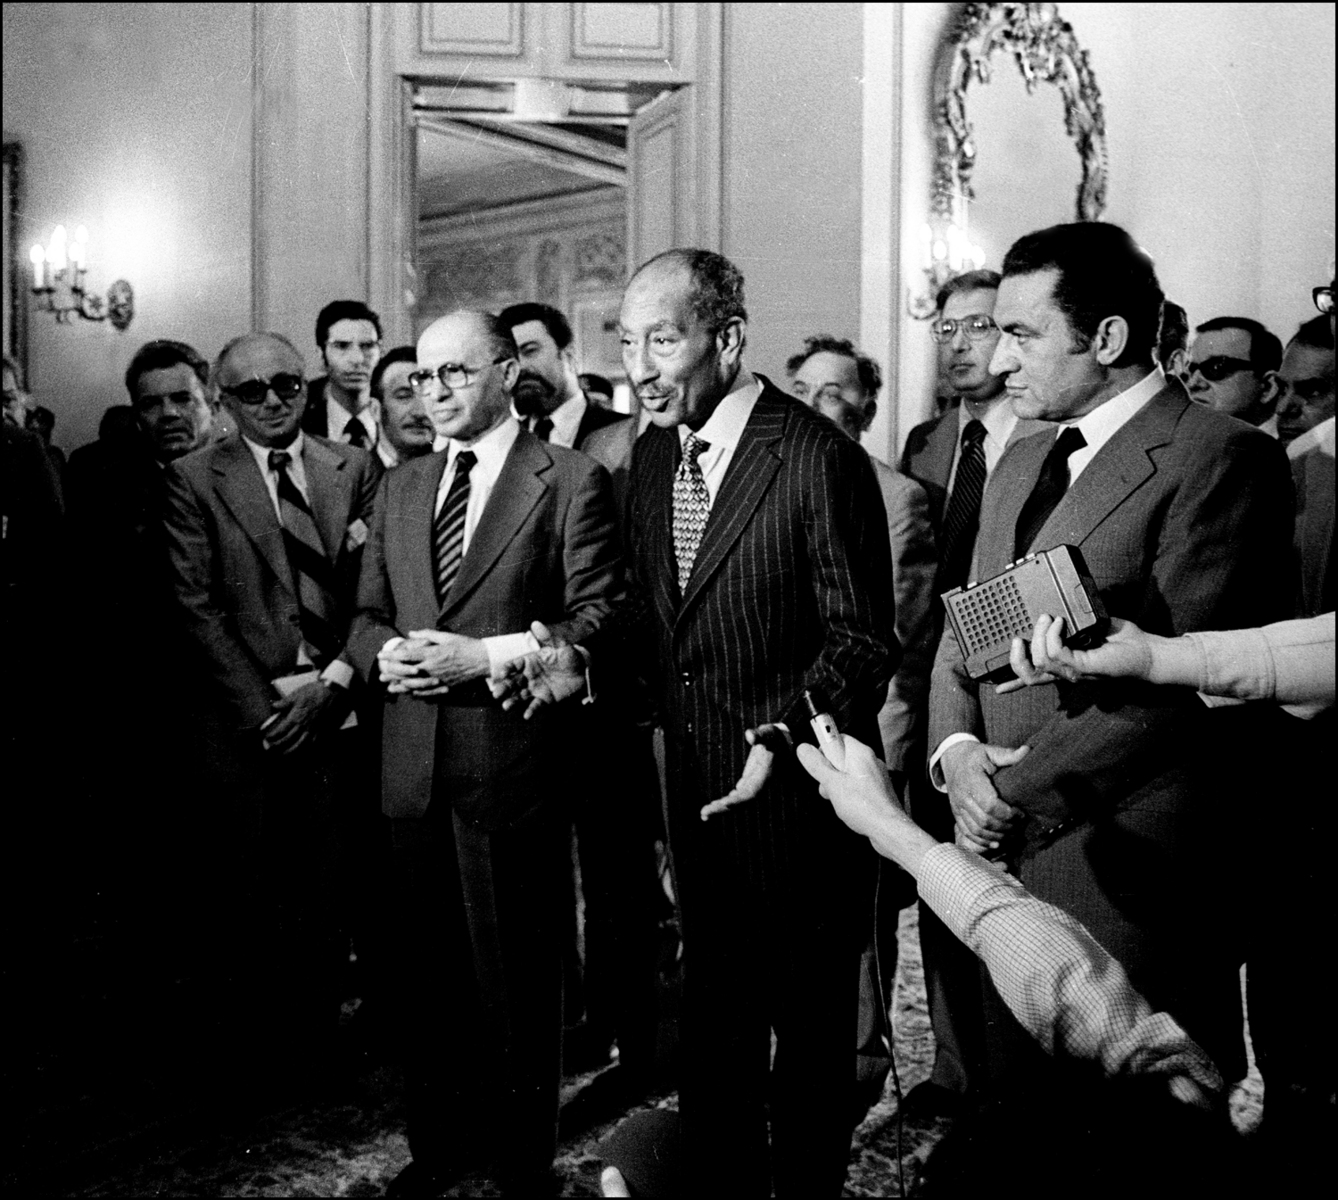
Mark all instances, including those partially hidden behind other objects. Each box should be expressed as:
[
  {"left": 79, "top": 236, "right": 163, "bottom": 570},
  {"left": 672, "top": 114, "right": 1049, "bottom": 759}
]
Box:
[{"left": 15, "top": 906, "right": 1262, "bottom": 1197}]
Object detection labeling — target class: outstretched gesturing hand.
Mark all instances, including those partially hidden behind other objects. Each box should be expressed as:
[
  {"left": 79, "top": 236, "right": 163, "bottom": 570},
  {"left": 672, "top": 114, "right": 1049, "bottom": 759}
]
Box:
[{"left": 488, "top": 621, "right": 588, "bottom": 719}]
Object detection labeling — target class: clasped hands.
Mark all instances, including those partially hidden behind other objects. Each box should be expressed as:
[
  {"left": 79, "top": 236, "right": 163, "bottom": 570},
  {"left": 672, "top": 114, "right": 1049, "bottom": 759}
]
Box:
[{"left": 261, "top": 680, "right": 347, "bottom": 755}]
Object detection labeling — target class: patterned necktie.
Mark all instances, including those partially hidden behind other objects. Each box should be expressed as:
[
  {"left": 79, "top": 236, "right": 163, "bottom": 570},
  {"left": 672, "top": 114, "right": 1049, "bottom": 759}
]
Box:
[
  {"left": 672, "top": 433, "right": 711, "bottom": 593},
  {"left": 532, "top": 417, "right": 554, "bottom": 443},
  {"left": 433, "top": 450, "right": 476, "bottom": 604},
  {"left": 342, "top": 415, "right": 369, "bottom": 448},
  {"left": 939, "top": 419, "right": 987, "bottom": 591},
  {"left": 268, "top": 449, "right": 340, "bottom": 665},
  {"left": 1014, "top": 427, "right": 1087, "bottom": 558}
]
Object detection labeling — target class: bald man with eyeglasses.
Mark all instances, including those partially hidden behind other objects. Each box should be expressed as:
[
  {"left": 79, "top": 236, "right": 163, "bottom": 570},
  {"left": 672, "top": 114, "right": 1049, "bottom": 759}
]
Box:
[{"left": 164, "top": 331, "right": 380, "bottom": 1067}]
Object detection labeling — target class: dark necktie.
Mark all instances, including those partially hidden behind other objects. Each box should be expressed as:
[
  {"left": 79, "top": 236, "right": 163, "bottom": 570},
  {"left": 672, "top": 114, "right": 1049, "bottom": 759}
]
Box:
[
  {"left": 672, "top": 433, "right": 711, "bottom": 593},
  {"left": 268, "top": 449, "right": 339, "bottom": 665},
  {"left": 1014, "top": 427, "right": 1087, "bottom": 558},
  {"left": 532, "top": 417, "right": 554, "bottom": 443},
  {"left": 433, "top": 450, "right": 476, "bottom": 604},
  {"left": 342, "top": 415, "right": 369, "bottom": 448},
  {"left": 939, "top": 419, "right": 987, "bottom": 591}
]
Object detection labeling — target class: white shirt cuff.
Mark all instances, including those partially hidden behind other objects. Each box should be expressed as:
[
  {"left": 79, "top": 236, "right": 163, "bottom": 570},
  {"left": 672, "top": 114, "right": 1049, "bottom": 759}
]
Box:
[
  {"left": 929, "top": 732, "right": 981, "bottom": 790},
  {"left": 484, "top": 631, "right": 540, "bottom": 675},
  {"left": 320, "top": 659, "right": 355, "bottom": 690}
]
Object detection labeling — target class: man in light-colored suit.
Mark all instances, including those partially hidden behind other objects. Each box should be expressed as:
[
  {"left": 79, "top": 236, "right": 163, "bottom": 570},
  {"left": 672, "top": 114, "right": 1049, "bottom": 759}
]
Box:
[
  {"left": 928, "top": 222, "right": 1295, "bottom": 1087},
  {"left": 165, "top": 331, "right": 379, "bottom": 1056},
  {"left": 620, "top": 249, "right": 897, "bottom": 1197},
  {"left": 347, "top": 311, "right": 620, "bottom": 1198}
]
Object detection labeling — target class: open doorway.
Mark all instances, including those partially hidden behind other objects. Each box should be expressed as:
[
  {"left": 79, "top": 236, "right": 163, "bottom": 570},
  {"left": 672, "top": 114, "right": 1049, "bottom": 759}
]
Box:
[{"left": 412, "top": 80, "right": 670, "bottom": 414}]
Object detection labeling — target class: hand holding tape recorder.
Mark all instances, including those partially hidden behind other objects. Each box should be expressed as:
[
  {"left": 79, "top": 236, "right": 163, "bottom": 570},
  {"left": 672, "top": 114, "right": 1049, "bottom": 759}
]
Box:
[{"left": 941, "top": 544, "right": 1108, "bottom": 681}]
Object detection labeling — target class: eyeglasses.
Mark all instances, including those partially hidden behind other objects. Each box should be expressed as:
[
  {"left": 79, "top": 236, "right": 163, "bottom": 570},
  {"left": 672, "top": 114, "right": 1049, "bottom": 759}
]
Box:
[
  {"left": 408, "top": 357, "right": 511, "bottom": 393},
  {"left": 1315, "top": 286, "right": 1334, "bottom": 316},
  {"left": 930, "top": 315, "right": 998, "bottom": 344},
  {"left": 219, "top": 373, "right": 305, "bottom": 405},
  {"left": 1184, "top": 356, "right": 1254, "bottom": 383}
]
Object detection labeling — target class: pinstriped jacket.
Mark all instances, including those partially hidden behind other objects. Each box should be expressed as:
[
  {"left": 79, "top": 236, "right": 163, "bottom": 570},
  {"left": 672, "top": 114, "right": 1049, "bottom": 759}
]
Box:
[{"left": 627, "top": 376, "right": 899, "bottom": 897}]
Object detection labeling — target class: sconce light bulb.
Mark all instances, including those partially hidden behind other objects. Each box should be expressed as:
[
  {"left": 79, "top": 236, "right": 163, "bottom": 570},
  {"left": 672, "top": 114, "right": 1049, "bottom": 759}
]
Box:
[
  {"left": 932, "top": 239, "right": 948, "bottom": 262},
  {"left": 75, "top": 224, "right": 89, "bottom": 245},
  {"left": 51, "top": 225, "right": 67, "bottom": 245},
  {"left": 30, "top": 244, "right": 44, "bottom": 265}
]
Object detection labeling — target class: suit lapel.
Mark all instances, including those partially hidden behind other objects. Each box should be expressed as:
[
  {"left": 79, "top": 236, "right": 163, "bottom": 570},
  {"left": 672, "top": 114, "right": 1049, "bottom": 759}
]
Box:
[
  {"left": 1035, "top": 385, "right": 1185, "bottom": 551},
  {"left": 678, "top": 384, "right": 786, "bottom": 618},
  {"left": 439, "top": 431, "right": 548, "bottom": 621},
  {"left": 636, "top": 425, "right": 683, "bottom": 625},
  {"left": 397, "top": 450, "right": 448, "bottom": 625},
  {"left": 977, "top": 432, "right": 1053, "bottom": 578},
  {"left": 211, "top": 438, "right": 293, "bottom": 594},
  {"left": 925, "top": 411, "right": 960, "bottom": 489},
  {"left": 301, "top": 436, "right": 348, "bottom": 559}
]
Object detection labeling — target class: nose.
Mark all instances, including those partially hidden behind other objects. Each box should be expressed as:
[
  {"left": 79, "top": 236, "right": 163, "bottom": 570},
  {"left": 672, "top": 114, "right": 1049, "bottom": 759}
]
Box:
[
  {"left": 988, "top": 336, "right": 1017, "bottom": 377},
  {"left": 1275, "top": 384, "right": 1299, "bottom": 419},
  {"left": 950, "top": 326, "right": 971, "bottom": 351},
  {"left": 626, "top": 341, "right": 658, "bottom": 387}
]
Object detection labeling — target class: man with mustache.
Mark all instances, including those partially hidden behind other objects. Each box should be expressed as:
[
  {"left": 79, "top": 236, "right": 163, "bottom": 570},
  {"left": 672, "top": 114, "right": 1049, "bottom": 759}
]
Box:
[
  {"left": 371, "top": 346, "right": 440, "bottom": 464},
  {"left": 618, "top": 248, "right": 896, "bottom": 1196}
]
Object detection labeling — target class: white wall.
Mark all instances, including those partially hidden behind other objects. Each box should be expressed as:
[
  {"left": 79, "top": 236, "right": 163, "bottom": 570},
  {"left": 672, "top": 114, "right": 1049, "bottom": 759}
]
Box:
[{"left": 3, "top": 2, "right": 254, "bottom": 453}]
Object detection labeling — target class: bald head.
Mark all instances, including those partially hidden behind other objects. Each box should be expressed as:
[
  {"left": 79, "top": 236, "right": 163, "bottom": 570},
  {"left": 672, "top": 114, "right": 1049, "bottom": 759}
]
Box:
[
  {"left": 415, "top": 310, "right": 519, "bottom": 445},
  {"left": 214, "top": 331, "right": 308, "bottom": 448}
]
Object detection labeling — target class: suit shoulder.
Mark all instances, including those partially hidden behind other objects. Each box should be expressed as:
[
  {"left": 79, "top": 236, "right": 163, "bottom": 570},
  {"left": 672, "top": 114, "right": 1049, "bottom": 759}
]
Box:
[{"left": 1173, "top": 400, "right": 1288, "bottom": 464}]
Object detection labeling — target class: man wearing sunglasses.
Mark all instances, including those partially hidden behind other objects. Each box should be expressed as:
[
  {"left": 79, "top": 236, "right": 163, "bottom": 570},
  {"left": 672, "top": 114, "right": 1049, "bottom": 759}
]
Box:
[
  {"left": 348, "top": 310, "right": 620, "bottom": 1197},
  {"left": 1185, "top": 316, "right": 1283, "bottom": 435},
  {"left": 164, "top": 331, "right": 380, "bottom": 1069}
]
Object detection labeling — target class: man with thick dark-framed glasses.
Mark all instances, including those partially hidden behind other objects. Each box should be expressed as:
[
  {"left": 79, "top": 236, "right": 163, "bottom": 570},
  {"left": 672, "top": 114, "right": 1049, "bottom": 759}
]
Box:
[
  {"left": 348, "top": 310, "right": 620, "bottom": 1197},
  {"left": 897, "top": 268, "right": 1044, "bottom": 1120},
  {"left": 164, "top": 331, "right": 380, "bottom": 1077},
  {"left": 1185, "top": 316, "right": 1283, "bottom": 434}
]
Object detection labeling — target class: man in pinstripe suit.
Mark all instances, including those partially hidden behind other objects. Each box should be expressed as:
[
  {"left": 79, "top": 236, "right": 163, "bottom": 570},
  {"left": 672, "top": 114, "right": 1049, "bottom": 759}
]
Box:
[{"left": 618, "top": 249, "right": 898, "bottom": 1196}]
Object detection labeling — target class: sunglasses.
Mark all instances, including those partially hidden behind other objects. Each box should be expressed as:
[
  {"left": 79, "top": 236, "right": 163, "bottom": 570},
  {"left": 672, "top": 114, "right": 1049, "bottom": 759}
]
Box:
[
  {"left": 1184, "top": 356, "right": 1255, "bottom": 383},
  {"left": 930, "top": 314, "right": 998, "bottom": 344},
  {"left": 220, "top": 373, "right": 305, "bottom": 405}
]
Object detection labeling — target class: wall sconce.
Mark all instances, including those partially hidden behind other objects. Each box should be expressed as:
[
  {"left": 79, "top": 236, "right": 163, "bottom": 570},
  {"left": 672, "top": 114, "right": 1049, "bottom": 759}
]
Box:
[
  {"left": 30, "top": 225, "right": 135, "bottom": 330},
  {"left": 907, "top": 202, "right": 986, "bottom": 321}
]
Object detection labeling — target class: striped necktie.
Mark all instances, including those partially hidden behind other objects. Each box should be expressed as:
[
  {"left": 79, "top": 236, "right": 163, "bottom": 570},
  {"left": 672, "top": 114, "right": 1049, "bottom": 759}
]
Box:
[
  {"left": 939, "top": 419, "right": 987, "bottom": 591},
  {"left": 672, "top": 433, "right": 711, "bottom": 593},
  {"left": 433, "top": 450, "right": 476, "bottom": 604},
  {"left": 268, "top": 449, "right": 340, "bottom": 665}
]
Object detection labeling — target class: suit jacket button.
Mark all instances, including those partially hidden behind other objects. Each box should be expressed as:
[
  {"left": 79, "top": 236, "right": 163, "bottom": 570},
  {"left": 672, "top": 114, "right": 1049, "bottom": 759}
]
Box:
[
  {"left": 288, "top": 613, "right": 301, "bottom": 626},
  {"left": 680, "top": 671, "right": 692, "bottom": 686}
]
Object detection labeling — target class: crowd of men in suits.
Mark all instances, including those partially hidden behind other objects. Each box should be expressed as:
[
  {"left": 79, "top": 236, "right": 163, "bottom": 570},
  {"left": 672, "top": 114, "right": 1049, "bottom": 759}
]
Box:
[{"left": 3, "top": 221, "right": 1333, "bottom": 1198}]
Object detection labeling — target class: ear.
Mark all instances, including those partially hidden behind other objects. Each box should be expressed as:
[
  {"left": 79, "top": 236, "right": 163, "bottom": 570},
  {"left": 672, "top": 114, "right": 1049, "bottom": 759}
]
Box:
[
  {"left": 1092, "top": 315, "right": 1130, "bottom": 366},
  {"left": 1259, "top": 369, "right": 1282, "bottom": 411},
  {"left": 500, "top": 357, "right": 521, "bottom": 392},
  {"left": 716, "top": 317, "right": 747, "bottom": 368}
]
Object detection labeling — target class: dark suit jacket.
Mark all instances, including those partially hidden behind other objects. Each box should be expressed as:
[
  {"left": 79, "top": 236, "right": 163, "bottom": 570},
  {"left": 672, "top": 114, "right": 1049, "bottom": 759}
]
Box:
[
  {"left": 627, "top": 376, "right": 898, "bottom": 897},
  {"left": 574, "top": 399, "right": 631, "bottom": 451},
  {"left": 301, "top": 378, "right": 331, "bottom": 437},
  {"left": 165, "top": 434, "right": 379, "bottom": 731},
  {"left": 927, "top": 381, "right": 1294, "bottom": 1066},
  {"left": 347, "top": 428, "right": 621, "bottom": 826}
]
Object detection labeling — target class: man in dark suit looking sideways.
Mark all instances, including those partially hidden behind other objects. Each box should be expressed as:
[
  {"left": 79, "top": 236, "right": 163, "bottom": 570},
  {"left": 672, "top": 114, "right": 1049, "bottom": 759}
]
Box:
[
  {"left": 618, "top": 248, "right": 897, "bottom": 1197},
  {"left": 928, "top": 223, "right": 1295, "bottom": 1085}
]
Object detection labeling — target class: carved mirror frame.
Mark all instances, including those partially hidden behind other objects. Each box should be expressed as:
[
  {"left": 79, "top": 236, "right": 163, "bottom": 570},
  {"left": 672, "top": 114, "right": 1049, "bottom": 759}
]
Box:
[{"left": 931, "top": 2, "right": 1109, "bottom": 229}]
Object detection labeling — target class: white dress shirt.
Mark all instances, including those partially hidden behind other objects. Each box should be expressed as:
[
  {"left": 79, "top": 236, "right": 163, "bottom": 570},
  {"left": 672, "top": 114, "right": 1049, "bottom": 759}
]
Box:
[
  {"left": 930, "top": 367, "right": 1164, "bottom": 787},
  {"left": 428, "top": 416, "right": 536, "bottom": 671},
  {"left": 326, "top": 394, "right": 395, "bottom": 468},
  {"left": 528, "top": 389, "right": 587, "bottom": 449},
  {"left": 241, "top": 431, "right": 354, "bottom": 688},
  {"left": 678, "top": 370, "right": 761, "bottom": 505},
  {"left": 945, "top": 395, "right": 1022, "bottom": 494}
]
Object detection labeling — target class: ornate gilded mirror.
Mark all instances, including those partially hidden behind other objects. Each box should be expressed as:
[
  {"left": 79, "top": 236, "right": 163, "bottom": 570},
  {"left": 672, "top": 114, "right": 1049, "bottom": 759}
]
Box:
[{"left": 910, "top": 2, "right": 1108, "bottom": 317}]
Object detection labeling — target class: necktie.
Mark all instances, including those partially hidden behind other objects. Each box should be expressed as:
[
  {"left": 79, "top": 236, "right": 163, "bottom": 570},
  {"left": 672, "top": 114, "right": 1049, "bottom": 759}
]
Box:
[
  {"left": 268, "top": 449, "right": 340, "bottom": 665},
  {"left": 532, "top": 417, "right": 554, "bottom": 443},
  {"left": 672, "top": 433, "right": 711, "bottom": 593},
  {"left": 342, "top": 415, "right": 369, "bottom": 448},
  {"left": 433, "top": 450, "right": 476, "bottom": 604},
  {"left": 1014, "top": 427, "right": 1087, "bottom": 558},
  {"left": 939, "top": 419, "right": 987, "bottom": 591}
]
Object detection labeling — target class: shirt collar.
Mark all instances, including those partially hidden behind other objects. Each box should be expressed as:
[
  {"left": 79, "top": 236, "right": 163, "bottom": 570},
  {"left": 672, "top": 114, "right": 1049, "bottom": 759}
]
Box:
[
  {"left": 243, "top": 429, "right": 304, "bottom": 470},
  {"left": 959, "top": 395, "right": 1017, "bottom": 448},
  {"left": 449, "top": 415, "right": 518, "bottom": 480},
  {"left": 546, "top": 391, "right": 587, "bottom": 446},
  {"left": 678, "top": 369, "right": 760, "bottom": 451},
  {"left": 1068, "top": 367, "right": 1164, "bottom": 450}
]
